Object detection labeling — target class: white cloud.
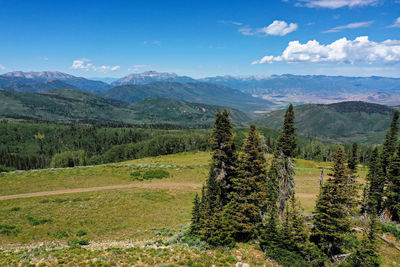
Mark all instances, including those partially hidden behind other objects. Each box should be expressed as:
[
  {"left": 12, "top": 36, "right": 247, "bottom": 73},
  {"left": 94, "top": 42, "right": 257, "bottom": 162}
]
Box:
[
  {"left": 239, "top": 20, "right": 298, "bottom": 37},
  {"left": 71, "top": 59, "right": 120, "bottom": 72},
  {"left": 252, "top": 36, "right": 400, "bottom": 64},
  {"left": 323, "top": 21, "right": 374, "bottom": 33},
  {"left": 297, "top": 0, "right": 379, "bottom": 8},
  {"left": 388, "top": 17, "right": 400, "bottom": 28},
  {"left": 259, "top": 20, "right": 299, "bottom": 36},
  {"left": 218, "top": 20, "right": 243, "bottom": 26},
  {"left": 0, "top": 64, "right": 6, "bottom": 70}
]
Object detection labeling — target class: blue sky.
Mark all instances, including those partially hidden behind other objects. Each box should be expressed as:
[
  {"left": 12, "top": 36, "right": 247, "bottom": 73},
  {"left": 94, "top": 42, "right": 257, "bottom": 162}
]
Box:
[{"left": 0, "top": 0, "right": 400, "bottom": 78}]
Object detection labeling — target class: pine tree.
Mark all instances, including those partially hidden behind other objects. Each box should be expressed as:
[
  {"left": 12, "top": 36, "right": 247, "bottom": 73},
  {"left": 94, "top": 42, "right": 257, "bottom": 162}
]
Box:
[
  {"left": 386, "top": 146, "right": 400, "bottom": 221},
  {"left": 366, "top": 148, "right": 385, "bottom": 214},
  {"left": 273, "top": 104, "right": 297, "bottom": 217},
  {"left": 223, "top": 125, "right": 268, "bottom": 241},
  {"left": 189, "top": 193, "right": 202, "bottom": 236},
  {"left": 209, "top": 109, "right": 238, "bottom": 206},
  {"left": 311, "top": 148, "right": 357, "bottom": 259},
  {"left": 198, "top": 109, "right": 237, "bottom": 246},
  {"left": 348, "top": 142, "right": 358, "bottom": 172},
  {"left": 381, "top": 110, "right": 399, "bottom": 176},
  {"left": 346, "top": 213, "right": 381, "bottom": 267},
  {"left": 276, "top": 104, "right": 297, "bottom": 158}
]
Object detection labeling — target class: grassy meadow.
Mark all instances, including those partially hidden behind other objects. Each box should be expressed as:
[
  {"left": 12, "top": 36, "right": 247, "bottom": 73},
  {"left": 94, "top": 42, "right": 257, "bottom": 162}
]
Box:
[{"left": 0, "top": 151, "right": 398, "bottom": 266}]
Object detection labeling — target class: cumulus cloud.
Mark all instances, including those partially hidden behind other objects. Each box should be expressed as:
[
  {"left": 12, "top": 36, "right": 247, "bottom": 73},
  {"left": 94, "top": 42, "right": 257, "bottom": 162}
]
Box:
[
  {"left": 252, "top": 36, "right": 400, "bottom": 64},
  {"left": 0, "top": 64, "right": 6, "bottom": 70},
  {"left": 297, "top": 0, "right": 379, "bottom": 8},
  {"left": 71, "top": 59, "right": 120, "bottom": 72},
  {"left": 323, "top": 21, "right": 374, "bottom": 33},
  {"left": 388, "top": 17, "right": 400, "bottom": 28},
  {"left": 239, "top": 20, "right": 298, "bottom": 37}
]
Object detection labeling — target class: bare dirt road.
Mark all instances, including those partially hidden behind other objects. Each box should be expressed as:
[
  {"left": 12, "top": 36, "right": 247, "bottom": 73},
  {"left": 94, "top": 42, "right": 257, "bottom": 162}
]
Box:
[{"left": 0, "top": 182, "right": 201, "bottom": 201}]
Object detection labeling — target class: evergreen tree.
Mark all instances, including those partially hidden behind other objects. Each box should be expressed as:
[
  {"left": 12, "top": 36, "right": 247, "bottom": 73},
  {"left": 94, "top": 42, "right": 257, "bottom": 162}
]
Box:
[
  {"left": 223, "top": 125, "right": 268, "bottom": 241},
  {"left": 189, "top": 193, "right": 202, "bottom": 236},
  {"left": 381, "top": 110, "right": 399, "bottom": 176},
  {"left": 348, "top": 142, "right": 358, "bottom": 172},
  {"left": 311, "top": 148, "right": 357, "bottom": 259},
  {"left": 366, "top": 148, "right": 385, "bottom": 214},
  {"left": 209, "top": 109, "right": 238, "bottom": 206},
  {"left": 276, "top": 104, "right": 297, "bottom": 158},
  {"left": 346, "top": 213, "right": 381, "bottom": 267},
  {"left": 198, "top": 109, "right": 237, "bottom": 246},
  {"left": 273, "top": 104, "right": 297, "bottom": 216},
  {"left": 386, "top": 146, "right": 400, "bottom": 221}
]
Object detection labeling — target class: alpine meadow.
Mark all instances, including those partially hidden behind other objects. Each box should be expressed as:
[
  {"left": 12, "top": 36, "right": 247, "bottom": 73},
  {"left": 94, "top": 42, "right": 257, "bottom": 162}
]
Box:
[{"left": 1, "top": 1, "right": 400, "bottom": 266}]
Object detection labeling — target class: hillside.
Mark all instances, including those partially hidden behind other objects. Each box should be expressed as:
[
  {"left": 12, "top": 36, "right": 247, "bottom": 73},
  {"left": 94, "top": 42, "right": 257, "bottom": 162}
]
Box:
[
  {"left": 253, "top": 101, "right": 395, "bottom": 144},
  {"left": 2, "top": 80, "right": 78, "bottom": 92},
  {"left": 0, "top": 71, "right": 111, "bottom": 92},
  {"left": 0, "top": 89, "right": 250, "bottom": 126},
  {"left": 100, "top": 81, "right": 276, "bottom": 114}
]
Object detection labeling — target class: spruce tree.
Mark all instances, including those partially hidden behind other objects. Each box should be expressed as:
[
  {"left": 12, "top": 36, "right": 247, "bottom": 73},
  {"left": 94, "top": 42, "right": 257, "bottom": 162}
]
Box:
[
  {"left": 273, "top": 104, "right": 297, "bottom": 216},
  {"left": 198, "top": 109, "right": 237, "bottom": 246},
  {"left": 348, "top": 142, "right": 358, "bottom": 172},
  {"left": 346, "top": 213, "right": 381, "bottom": 267},
  {"left": 311, "top": 148, "right": 357, "bottom": 259},
  {"left": 386, "top": 146, "right": 400, "bottom": 221},
  {"left": 223, "top": 125, "right": 268, "bottom": 241},
  {"left": 190, "top": 193, "right": 202, "bottom": 236},
  {"left": 209, "top": 109, "right": 237, "bottom": 206},
  {"left": 366, "top": 148, "right": 385, "bottom": 214},
  {"left": 276, "top": 104, "right": 297, "bottom": 158},
  {"left": 381, "top": 110, "right": 399, "bottom": 175}
]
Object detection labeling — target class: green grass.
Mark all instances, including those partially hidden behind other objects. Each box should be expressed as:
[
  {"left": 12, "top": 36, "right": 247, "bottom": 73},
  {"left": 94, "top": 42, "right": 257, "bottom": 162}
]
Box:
[{"left": 0, "top": 151, "right": 396, "bottom": 266}]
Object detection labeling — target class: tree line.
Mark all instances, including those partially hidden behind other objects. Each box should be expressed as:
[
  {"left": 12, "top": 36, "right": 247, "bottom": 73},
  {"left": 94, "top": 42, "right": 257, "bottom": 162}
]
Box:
[{"left": 190, "top": 107, "right": 400, "bottom": 266}]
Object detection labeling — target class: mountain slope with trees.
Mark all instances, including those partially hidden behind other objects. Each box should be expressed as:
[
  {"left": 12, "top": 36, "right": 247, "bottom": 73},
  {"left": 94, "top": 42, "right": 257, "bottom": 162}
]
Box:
[
  {"left": 253, "top": 101, "right": 395, "bottom": 144},
  {"left": 100, "top": 81, "right": 276, "bottom": 114},
  {"left": 0, "top": 89, "right": 250, "bottom": 126}
]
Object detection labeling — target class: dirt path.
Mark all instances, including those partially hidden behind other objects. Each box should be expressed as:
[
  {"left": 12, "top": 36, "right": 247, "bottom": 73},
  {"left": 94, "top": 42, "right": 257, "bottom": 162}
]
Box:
[{"left": 0, "top": 182, "right": 201, "bottom": 201}]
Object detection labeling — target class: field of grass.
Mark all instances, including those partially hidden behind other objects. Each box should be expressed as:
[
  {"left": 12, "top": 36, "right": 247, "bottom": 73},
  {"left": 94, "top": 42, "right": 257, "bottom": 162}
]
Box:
[{"left": 0, "top": 151, "right": 397, "bottom": 266}]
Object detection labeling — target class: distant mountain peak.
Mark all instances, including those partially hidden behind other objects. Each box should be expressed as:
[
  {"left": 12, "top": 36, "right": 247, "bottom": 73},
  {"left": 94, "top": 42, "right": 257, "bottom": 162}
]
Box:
[
  {"left": 2, "top": 71, "right": 74, "bottom": 80},
  {"left": 111, "top": 71, "right": 195, "bottom": 86}
]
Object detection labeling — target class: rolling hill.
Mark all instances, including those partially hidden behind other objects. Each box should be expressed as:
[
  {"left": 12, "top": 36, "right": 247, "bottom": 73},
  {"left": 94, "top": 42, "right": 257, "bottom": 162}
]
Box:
[
  {"left": 0, "top": 89, "right": 250, "bottom": 126},
  {"left": 100, "top": 81, "right": 276, "bottom": 114},
  {"left": 253, "top": 101, "right": 395, "bottom": 144}
]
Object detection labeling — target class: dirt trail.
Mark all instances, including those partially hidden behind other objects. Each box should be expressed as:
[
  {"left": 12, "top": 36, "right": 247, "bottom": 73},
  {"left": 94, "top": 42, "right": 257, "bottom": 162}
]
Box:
[{"left": 0, "top": 182, "right": 201, "bottom": 201}]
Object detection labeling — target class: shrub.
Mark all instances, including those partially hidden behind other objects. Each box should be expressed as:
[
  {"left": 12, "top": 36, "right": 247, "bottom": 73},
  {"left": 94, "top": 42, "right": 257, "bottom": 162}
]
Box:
[
  {"left": 142, "top": 169, "right": 170, "bottom": 179},
  {"left": 381, "top": 222, "right": 400, "bottom": 239},
  {"left": 50, "top": 150, "right": 88, "bottom": 168},
  {"left": 10, "top": 207, "right": 21, "bottom": 212},
  {"left": 0, "top": 165, "right": 15, "bottom": 173},
  {"left": 26, "top": 216, "right": 52, "bottom": 226},
  {"left": 0, "top": 224, "right": 20, "bottom": 236},
  {"left": 76, "top": 230, "right": 87, "bottom": 237}
]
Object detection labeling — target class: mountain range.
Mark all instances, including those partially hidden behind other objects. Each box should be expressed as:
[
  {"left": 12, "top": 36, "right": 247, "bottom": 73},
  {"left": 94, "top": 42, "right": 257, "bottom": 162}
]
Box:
[
  {"left": 100, "top": 81, "right": 275, "bottom": 113},
  {"left": 0, "top": 89, "right": 250, "bottom": 126},
  {"left": 0, "top": 71, "right": 111, "bottom": 92}
]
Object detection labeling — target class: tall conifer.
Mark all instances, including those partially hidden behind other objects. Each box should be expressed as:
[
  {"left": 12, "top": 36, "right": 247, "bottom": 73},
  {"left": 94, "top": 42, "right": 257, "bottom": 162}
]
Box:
[
  {"left": 366, "top": 148, "right": 385, "bottom": 214},
  {"left": 273, "top": 104, "right": 297, "bottom": 217},
  {"left": 311, "top": 148, "right": 357, "bottom": 259},
  {"left": 386, "top": 146, "right": 400, "bottom": 221},
  {"left": 224, "top": 125, "right": 268, "bottom": 241},
  {"left": 348, "top": 142, "right": 358, "bottom": 172},
  {"left": 381, "top": 110, "right": 399, "bottom": 175}
]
